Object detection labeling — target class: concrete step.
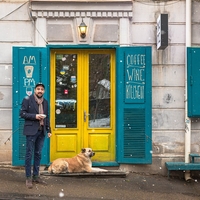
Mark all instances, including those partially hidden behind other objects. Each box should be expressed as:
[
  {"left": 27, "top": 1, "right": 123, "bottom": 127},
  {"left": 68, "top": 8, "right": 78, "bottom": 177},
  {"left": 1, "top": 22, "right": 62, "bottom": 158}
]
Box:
[{"left": 41, "top": 170, "right": 127, "bottom": 178}]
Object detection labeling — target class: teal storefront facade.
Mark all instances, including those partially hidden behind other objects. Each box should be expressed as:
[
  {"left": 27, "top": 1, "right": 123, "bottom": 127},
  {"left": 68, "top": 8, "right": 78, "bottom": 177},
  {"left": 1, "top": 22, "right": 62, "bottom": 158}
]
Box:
[{"left": 12, "top": 45, "right": 152, "bottom": 166}]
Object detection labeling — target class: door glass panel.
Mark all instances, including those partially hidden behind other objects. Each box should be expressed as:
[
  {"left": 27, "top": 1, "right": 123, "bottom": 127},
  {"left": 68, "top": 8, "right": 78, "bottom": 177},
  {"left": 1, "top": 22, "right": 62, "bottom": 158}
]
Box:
[
  {"left": 89, "top": 54, "right": 111, "bottom": 128},
  {"left": 55, "top": 54, "right": 77, "bottom": 128}
]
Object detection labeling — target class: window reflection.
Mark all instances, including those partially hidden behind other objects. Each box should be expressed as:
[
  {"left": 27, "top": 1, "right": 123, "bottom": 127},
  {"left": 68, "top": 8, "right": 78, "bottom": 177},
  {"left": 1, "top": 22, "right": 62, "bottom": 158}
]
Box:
[
  {"left": 89, "top": 54, "right": 111, "bottom": 128},
  {"left": 55, "top": 54, "right": 77, "bottom": 128}
]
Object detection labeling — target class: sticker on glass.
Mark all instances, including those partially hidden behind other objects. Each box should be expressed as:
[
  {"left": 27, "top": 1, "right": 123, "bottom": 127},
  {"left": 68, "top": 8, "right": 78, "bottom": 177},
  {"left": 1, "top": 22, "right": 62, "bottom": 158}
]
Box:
[
  {"left": 63, "top": 65, "right": 69, "bottom": 70},
  {"left": 60, "top": 70, "right": 65, "bottom": 75},
  {"left": 71, "top": 76, "right": 76, "bottom": 83},
  {"left": 64, "top": 89, "right": 68, "bottom": 94},
  {"left": 56, "top": 109, "right": 61, "bottom": 114}
]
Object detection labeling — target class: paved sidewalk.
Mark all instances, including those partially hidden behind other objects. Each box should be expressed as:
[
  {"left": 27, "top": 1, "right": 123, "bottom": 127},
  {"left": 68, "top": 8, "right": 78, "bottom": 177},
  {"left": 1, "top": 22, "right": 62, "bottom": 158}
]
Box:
[{"left": 0, "top": 166, "right": 200, "bottom": 200}]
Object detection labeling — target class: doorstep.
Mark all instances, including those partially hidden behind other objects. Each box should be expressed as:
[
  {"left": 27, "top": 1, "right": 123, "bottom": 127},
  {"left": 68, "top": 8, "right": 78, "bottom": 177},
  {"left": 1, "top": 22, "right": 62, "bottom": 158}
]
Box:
[{"left": 40, "top": 170, "right": 127, "bottom": 178}]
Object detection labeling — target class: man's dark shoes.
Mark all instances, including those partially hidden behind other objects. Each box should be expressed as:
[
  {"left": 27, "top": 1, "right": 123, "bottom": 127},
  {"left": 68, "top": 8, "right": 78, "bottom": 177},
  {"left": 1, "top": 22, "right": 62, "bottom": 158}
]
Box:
[
  {"left": 32, "top": 176, "right": 47, "bottom": 185},
  {"left": 26, "top": 177, "right": 33, "bottom": 189}
]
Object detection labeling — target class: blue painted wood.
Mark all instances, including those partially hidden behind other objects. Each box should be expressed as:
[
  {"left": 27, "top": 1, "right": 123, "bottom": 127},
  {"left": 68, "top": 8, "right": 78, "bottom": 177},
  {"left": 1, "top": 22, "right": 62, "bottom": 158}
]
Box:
[
  {"left": 166, "top": 162, "right": 200, "bottom": 170},
  {"left": 187, "top": 47, "right": 200, "bottom": 117},
  {"left": 92, "top": 162, "right": 119, "bottom": 167},
  {"left": 116, "top": 47, "right": 152, "bottom": 164},
  {"left": 12, "top": 46, "right": 50, "bottom": 166},
  {"left": 165, "top": 162, "right": 200, "bottom": 178},
  {"left": 189, "top": 153, "right": 200, "bottom": 157},
  {"left": 189, "top": 153, "right": 200, "bottom": 163}
]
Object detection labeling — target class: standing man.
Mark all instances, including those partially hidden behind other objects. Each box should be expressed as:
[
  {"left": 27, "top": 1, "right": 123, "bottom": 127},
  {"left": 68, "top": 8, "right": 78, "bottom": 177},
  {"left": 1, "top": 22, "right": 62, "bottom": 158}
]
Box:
[{"left": 20, "top": 83, "right": 52, "bottom": 189}]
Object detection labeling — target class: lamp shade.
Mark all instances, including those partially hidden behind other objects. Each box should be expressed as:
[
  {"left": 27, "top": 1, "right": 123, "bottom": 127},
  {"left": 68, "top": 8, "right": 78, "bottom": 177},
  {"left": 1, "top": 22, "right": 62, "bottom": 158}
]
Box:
[{"left": 79, "top": 19, "right": 87, "bottom": 38}]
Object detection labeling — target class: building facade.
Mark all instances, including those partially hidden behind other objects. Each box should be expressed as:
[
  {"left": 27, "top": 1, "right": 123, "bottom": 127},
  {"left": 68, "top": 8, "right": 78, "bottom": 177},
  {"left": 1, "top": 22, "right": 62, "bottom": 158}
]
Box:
[{"left": 1, "top": 0, "right": 200, "bottom": 176}]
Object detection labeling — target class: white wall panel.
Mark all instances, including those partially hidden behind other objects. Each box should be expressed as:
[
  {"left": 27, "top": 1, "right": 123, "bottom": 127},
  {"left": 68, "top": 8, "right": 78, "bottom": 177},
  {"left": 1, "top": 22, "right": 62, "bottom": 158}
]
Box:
[
  {"left": 152, "top": 131, "right": 184, "bottom": 154},
  {"left": 131, "top": 24, "right": 185, "bottom": 45},
  {"left": 191, "top": 131, "right": 200, "bottom": 153},
  {"left": 169, "top": 25, "right": 185, "bottom": 44},
  {"left": 0, "top": 43, "right": 32, "bottom": 63},
  {"left": 152, "top": 65, "right": 185, "bottom": 87},
  {"left": 0, "top": 87, "right": 12, "bottom": 108},
  {"left": 0, "top": 2, "right": 29, "bottom": 20},
  {"left": 153, "top": 131, "right": 184, "bottom": 144},
  {"left": 191, "top": 119, "right": 200, "bottom": 129},
  {"left": 0, "top": 65, "right": 12, "bottom": 85},
  {"left": 192, "top": 24, "right": 200, "bottom": 44},
  {"left": 152, "top": 109, "right": 184, "bottom": 130},
  {"left": 132, "top": 1, "right": 185, "bottom": 23},
  {"left": 131, "top": 24, "right": 155, "bottom": 44},
  {"left": 152, "top": 45, "right": 185, "bottom": 65},
  {"left": 192, "top": 1, "right": 200, "bottom": 22},
  {"left": 0, "top": 22, "right": 33, "bottom": 42},
  {"left": 0, "top": 131, "right": 12, "bottom": 163},
  {"left": 152, "top": 87, "right": 184, "bottom": 109},
  {"left": 0, "top": 110, "right": 11, "bottom": 130}
]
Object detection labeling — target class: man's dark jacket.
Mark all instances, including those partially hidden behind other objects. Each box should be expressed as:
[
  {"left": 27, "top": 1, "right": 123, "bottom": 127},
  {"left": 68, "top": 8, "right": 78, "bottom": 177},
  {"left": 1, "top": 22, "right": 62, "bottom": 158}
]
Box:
[{"left": 20, "top": 94, "right": 51, "bottom": 135}]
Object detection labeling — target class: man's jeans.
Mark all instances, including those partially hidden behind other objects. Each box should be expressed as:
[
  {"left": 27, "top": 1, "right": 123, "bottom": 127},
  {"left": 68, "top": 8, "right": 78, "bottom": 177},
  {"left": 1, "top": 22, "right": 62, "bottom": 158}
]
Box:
[{"left": 25, "top": 130, "right": 45, "bottom": 177}]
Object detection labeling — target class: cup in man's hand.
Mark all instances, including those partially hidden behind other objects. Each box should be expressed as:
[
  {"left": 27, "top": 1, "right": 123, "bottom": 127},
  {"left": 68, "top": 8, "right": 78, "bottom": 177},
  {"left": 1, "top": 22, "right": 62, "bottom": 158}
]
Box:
[{"left": 40, "top": 114, "right": 46, "bottom": 118}]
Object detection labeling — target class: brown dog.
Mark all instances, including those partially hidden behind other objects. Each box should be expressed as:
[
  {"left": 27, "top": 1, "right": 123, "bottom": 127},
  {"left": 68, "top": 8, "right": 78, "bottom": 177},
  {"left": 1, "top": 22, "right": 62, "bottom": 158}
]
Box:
[{"left": 48, "top": 148, "right": 107, "bottom": 174}]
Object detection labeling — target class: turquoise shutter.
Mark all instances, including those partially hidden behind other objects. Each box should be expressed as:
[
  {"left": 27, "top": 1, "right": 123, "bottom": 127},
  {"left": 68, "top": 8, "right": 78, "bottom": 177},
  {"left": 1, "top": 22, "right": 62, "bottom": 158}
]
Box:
[
  {"left": 187, "top": 48, "right": 200, "bottom": 117},
  {"left": 116, "top": 47, "right": 152, "bottom": 164},
  {"left": 12, "top": 47, "right": 49, "bottom": 166}
]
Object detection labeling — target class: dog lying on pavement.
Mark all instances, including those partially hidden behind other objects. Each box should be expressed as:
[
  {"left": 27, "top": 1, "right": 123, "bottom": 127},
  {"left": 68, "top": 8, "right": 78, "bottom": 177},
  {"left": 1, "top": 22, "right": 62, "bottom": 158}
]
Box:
[{"left": 48, "top": 148, "right": 108, "bottom": 174}]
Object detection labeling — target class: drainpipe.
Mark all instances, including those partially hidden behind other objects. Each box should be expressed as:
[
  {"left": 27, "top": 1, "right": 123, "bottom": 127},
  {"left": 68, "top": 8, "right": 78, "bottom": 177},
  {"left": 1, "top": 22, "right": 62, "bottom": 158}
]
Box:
[{"left": 185, "top": 0, "right": 192, "bottom": 181}]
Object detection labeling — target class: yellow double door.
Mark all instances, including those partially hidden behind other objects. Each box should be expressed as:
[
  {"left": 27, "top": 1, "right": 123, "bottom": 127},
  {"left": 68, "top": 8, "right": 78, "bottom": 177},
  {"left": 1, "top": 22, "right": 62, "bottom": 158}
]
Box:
[{"left": 50, "top": 49, "right": 115, "bottom": 163}]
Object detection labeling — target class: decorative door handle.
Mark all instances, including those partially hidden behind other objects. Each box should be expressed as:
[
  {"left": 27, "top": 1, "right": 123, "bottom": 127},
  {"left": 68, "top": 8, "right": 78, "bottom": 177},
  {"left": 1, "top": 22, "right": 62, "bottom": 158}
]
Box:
[{"left": 84, "top": 110, "right": 90, "bottom": 122}]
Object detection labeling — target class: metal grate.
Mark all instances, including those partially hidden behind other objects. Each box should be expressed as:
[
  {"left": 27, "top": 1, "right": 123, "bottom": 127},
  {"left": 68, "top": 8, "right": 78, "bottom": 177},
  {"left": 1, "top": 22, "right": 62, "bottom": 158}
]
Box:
[{"left": 123, "top": 108, "right": 145, "bottom": 158}]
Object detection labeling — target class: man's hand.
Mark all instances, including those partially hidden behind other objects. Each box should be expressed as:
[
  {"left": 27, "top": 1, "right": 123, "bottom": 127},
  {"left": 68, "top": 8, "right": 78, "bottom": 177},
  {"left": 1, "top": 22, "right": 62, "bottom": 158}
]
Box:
[
  {"left": 47, "top": 133, "right": 52, "bottom": 138},
  {"left": 36, "top": 114, "right": 46, "bottom": 120}
]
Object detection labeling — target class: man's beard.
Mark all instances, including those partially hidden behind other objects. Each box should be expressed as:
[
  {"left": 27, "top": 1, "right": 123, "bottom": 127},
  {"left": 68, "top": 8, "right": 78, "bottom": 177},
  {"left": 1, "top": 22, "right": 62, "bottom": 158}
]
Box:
[{"left": 36, "top": 94, "right": 43, "bottom": 99}]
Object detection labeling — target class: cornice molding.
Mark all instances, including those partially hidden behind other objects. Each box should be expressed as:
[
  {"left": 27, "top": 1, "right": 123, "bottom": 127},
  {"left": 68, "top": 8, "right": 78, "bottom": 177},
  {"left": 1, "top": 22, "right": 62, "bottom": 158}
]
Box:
[{"left": 31, "top": 1, "right": 133, "bottom": 19}]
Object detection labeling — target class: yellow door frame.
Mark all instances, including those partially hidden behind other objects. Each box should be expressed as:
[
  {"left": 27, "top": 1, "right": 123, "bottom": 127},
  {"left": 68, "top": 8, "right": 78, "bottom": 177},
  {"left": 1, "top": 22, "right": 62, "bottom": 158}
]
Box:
[{"left": 50, "top": 49, "right": 116, "bottom": 162}]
